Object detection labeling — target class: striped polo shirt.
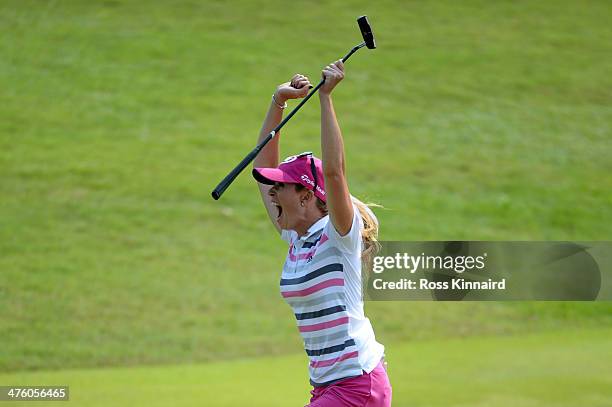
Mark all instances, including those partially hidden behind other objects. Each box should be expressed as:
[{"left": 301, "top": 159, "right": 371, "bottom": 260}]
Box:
[{"left": 280, "top": 205, "right": 385, "bottom": 386}]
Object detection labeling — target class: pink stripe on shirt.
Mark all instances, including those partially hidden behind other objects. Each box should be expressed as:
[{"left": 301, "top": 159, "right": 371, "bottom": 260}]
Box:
[
  {"left": 289, "top": 250, "right": 314, "bottom": 262},
  {"left": 310, "top": 350, "right": 359, "bottom": 368},
  {"left": 298, "top": 316, "right": 349, "bottom": 333},
  {"left": 288, "top": 234, "right": 329, "bottom": 262},
  {"left": 281, "top": 278, "right": 344, "bottom": 298}
]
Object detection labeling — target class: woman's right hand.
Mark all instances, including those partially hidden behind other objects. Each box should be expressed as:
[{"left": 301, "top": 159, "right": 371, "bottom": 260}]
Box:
[{"left": 274, "top": 74, "right": 312, "bottom": 104}]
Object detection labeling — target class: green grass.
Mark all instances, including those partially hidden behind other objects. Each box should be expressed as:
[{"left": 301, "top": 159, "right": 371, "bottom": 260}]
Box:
[
  {"left": 1, "top": 0, "right": 611, "bottom": 376},
  {"left": 1, "top": 328, "right": 610, "bottom": 406}
]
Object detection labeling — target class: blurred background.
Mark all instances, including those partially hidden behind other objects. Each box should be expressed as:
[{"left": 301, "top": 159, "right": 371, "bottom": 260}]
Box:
[{"left": 0, "top": 0, "right": 611, "bottom": 406}]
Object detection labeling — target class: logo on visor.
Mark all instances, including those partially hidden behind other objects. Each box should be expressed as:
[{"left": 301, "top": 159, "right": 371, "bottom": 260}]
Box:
[{"left": 300, "top": 175, "right": 326, "bottom": 196}]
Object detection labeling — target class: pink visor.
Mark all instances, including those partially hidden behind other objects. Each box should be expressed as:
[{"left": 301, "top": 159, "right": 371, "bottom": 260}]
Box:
[{"left": 252, "top": 152, "right": 326, "bottom": 202}]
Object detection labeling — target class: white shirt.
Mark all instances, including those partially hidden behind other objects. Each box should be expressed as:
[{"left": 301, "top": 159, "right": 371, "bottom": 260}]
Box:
[{"left": 279, "top": 205, "right": 385, "bottom": 386}]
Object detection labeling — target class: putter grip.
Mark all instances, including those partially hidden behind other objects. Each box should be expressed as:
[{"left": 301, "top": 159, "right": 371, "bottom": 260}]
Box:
[
  {"left": 211, "top": 149, "right": 258, "bottom": 200},
  {"left": 211, "top": 131, "right": 274, "bottom": 200}
]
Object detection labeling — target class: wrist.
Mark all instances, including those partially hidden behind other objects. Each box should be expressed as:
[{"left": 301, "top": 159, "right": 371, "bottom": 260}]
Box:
[
  {"left": 319, "top": 92, "right": 332, "bottom": 100},
  {"left": 272, "top": 93, "right": 287, "bottom": 109},
  {"left": 273, "top": 89, "right": 287, "bottom": 104}
]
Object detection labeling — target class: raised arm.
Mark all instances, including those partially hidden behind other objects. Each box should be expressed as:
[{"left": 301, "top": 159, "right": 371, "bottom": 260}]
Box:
[
  {"left": 253, "top": 74, "right": 312, "bottom": 233},
  {"left": 319, "top": 60, "right": 354, "bottom": 236}
]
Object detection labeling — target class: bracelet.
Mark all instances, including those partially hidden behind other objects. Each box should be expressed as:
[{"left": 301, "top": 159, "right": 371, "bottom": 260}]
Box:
[{"left": 272, "top": 94, "right": 287, "bottom": 110}]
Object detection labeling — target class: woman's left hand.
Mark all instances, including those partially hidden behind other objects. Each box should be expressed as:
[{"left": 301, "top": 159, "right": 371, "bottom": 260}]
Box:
[{"left": 320, "top": 60, "right": 344, "bottom": 95}]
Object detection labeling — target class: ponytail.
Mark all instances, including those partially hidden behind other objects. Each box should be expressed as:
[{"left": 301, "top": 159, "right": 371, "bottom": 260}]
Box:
[{"left": 351, "top": 195, "right": 382, "bottom": 265}]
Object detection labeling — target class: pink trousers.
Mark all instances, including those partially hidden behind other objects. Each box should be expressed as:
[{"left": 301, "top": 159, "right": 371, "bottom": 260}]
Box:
[{"left": 306, "top": 361, "right": 392, "bottom": 407}]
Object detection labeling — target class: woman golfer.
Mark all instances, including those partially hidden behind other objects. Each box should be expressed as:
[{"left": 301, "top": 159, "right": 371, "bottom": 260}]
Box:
[{"left": 252, "top": 60, "right": 392, "bottom": 407}]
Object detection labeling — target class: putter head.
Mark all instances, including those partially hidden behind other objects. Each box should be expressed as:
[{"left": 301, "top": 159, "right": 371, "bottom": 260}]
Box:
[{"left": 357, "top": 15, "right": 376, "bottom": 49}]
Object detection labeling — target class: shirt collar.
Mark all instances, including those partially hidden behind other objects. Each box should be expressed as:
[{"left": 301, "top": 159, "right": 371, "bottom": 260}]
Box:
[{"left": 299, "top": 215, "right": 329, "bottom": 241}]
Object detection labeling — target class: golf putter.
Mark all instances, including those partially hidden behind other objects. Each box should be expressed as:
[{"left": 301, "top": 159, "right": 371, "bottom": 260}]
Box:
[{"left": 211, "top": 15, "right": 376, "bottom": 200}]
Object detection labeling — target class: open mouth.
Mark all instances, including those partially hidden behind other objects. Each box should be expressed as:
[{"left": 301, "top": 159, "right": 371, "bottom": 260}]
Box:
[{"left": 275, "top": 204, "right": 283, "bottom": 219}]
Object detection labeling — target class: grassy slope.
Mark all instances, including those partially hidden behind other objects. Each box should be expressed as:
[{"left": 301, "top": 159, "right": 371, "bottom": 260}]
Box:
[
  {"left": 1, "top": 0, "right": 611, "bottom": 371},
  {"left": 0, "top": 328, "right": 610, "bottom": 407}
]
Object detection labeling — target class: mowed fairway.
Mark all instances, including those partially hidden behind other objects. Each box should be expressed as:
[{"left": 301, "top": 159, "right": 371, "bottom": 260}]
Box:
[
  {"left": 1, "top": 329, "right": 610, "bottom": 406},
  {"left": 1, "top": 0, "right": 611, "bottom": 405}
]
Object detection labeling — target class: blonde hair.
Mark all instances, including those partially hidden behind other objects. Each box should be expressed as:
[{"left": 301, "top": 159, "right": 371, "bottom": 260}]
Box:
[
  {"left": 294, "top": 184, "right": 381, "bottom": 263},
  {"left": 351, "top": 195, "right": 382, "bottom": 265}
]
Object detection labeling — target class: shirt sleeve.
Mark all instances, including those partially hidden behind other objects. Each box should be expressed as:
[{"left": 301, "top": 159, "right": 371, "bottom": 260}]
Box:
[{"left": 324, "top": 204, "right": 363, "bottom": 254}]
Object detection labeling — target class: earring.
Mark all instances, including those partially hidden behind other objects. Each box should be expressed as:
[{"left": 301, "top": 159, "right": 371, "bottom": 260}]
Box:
[{"left": 300, "top": 201, "right": 305, "bottom": 207}]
